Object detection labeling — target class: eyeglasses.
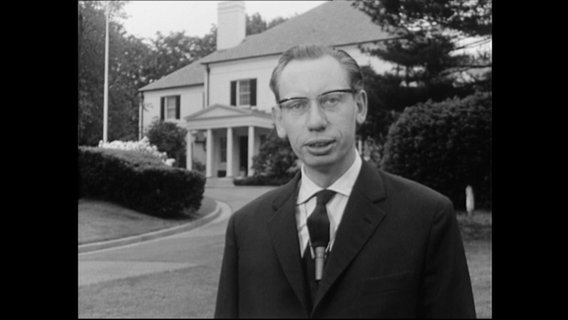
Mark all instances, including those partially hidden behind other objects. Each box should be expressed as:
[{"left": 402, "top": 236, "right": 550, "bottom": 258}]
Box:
[{"left": 278, "top": 89, "right": 356, "bottom": 116}]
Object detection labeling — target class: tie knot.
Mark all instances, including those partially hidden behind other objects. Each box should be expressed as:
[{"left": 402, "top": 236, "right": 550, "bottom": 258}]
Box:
[{"left": 316, "top": 189, "right": 335, "bottom": 205}]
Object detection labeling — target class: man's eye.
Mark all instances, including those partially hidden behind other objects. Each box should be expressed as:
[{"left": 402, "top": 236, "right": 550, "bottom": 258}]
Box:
[
  {"left": 321, "top": 94, "right": 342, "bottom": 105},
  {"left": 287, "top": 100, "right": 307, "bottom": 110}
]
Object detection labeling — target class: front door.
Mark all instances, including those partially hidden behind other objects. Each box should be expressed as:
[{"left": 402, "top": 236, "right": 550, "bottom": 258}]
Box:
[{"left": 239, "top": 136, "right": 248, "bottom": 176}]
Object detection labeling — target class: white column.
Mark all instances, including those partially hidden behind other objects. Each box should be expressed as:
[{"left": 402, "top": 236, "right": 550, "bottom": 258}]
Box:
[
  {"left": 226, "top": 127, "right": 234, "bottom": 177},
  {"left": 206, "top": 129, "right": 213, "bottom": 178},
  {"left": 248, "top": 126, "right": 255, "bottom": 176},
  {"left": 186, "top": 131, "right": 193, "bottom": 171}
]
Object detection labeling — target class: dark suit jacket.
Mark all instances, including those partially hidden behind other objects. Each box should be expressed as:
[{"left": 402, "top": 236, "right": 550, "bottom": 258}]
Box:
[{"left": 214, "top": 161, "right": 476, "bottom": 318}]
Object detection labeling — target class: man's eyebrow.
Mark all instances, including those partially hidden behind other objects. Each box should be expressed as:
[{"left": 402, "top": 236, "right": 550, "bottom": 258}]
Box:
[{"left": 278, "top": 89, "right": 351, "bottom": 103}]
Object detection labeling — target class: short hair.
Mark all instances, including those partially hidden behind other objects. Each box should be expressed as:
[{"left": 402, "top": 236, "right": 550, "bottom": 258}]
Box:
[{"left": 269, "top": 44, "right": 364, "bottom": 102}]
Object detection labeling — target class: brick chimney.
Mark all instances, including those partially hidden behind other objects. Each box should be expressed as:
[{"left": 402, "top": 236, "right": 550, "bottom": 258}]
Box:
[{"left": 217, "top": 1, "right": 246, "bottom": 50}]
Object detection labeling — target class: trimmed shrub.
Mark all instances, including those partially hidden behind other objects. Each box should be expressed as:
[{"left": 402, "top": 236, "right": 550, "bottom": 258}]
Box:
[
  {"left": 241, "top": 129, "right": 298, "bottom": 185},
  {"left": 381, "top": 91, "right": 491, "bottom": 210},
  {"left": 146, "top": 120, "right": 188, "bottom": 168},
  {"left": 79, "top": 146, "right": 205, "bottom": 218}
]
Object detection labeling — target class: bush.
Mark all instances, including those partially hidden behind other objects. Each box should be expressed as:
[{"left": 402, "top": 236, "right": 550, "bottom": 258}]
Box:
[
  {"left": 98, "top": 136, "right": 174, "bottom": 166},
  {"left": 79, "top": 146, "right": 205, "bottom": 218},
  {"left": 146, "top": 120, "right": 188, "bottom": 168},
  {"left": 381, "top": 91, "right": 491, "bottom": 210},
  {"left": 233, "top": 175, "right": 292, "bottom": 186},
  {"left": 248, "top": 128, "right": 298, "bottom": 184}
]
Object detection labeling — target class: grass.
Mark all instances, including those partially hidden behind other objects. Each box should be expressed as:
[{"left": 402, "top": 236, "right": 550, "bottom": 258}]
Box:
[
  {"left": 78, "top": 205, "right": 491, "bottom": 318},
  {"left": 458, "top": 210, "right": 492, "bottom": 318},
  {"left": 78, "top": 196, "right": 217, "bottom": 245}
]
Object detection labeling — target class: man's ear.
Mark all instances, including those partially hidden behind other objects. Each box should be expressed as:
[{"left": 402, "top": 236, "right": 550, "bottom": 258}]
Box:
[
  {"left": 272, "top": 106, "right": 287, "bottom": 139},
  {"left": 355, "top": 89, "right": 368, "bottom": 125}
]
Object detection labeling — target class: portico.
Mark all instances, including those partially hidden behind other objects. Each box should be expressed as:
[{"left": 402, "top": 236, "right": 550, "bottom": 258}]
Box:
[{"left": 184, "top": 104, "right": 274, "bottom": 178}]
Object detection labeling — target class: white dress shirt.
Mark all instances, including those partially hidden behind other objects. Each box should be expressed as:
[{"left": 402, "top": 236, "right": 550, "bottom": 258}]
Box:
[{"left": 296, "top": 150, "right": 363, "bottom": 258}]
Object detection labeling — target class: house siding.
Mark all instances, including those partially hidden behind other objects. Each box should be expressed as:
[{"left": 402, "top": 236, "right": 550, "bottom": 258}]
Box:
[
  {"left": 208, "top": 55, "right": 278, "bottom": 113},
  {"left": 141, "top": 85, "right": 204, "bottom": 134}
]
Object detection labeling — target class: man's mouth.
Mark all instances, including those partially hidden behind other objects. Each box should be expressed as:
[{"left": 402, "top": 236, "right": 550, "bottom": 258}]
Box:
[
  {"left": 307, "top": 141, "right": 333, "bottom": 148},
  {"left": 305, "top": 139, "right": 335, "bottom": 154}
]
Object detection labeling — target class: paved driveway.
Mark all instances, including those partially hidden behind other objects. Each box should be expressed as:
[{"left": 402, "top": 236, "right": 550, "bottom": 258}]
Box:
[{"left": 78, "top": 185, "right": 276, "bottom": 317}]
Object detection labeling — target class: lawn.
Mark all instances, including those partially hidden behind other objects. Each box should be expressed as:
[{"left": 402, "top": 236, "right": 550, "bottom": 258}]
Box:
[
  {"left": 78, "top": 196, "right": 217, "bottom": 245},
  {"left": 79, "top": 206, "right": 491, "bottom": 318},
  {"left": 458, "top": 210, "right": 492, "bottom": 318}
]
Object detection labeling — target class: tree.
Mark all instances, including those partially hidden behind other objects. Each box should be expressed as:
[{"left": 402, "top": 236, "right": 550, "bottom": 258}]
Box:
[
  {"left": 78, "top": 1, "right": 143, "bottom": 145},
  {"left": 144, "top": 26, "right": 217, "bottom": 84},
  {"left": 78, "top": 1, "right": 217, "bottom": 146},
  {"left": 246, "top": 13, "right": 289, "bottom": 36},
  {"left": 352, "top": 0, "right": 492, "bottom": 88},
  {"left": 351, "top": 0, "right": 491, "bottom": 146}
]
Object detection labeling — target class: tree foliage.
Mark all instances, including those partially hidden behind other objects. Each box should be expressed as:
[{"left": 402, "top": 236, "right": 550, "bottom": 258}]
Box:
[
  {"left": 78, "top": 1, "right": 140, "bottom": 146},
  {"left": 251, "top": 129, "right": 298, "bottom": 180},
  {"left": 143, "top": 26, "right": 217, "bottom": 84},
  {"left": 78, "top": 1, "right": 217, "bottom": 146},
  {"left": 246, "top": 13, "right": 289, "bottom": 36},
  {"left": 351, "top": 0, "right": 491, "bottom": 146},
  {"left": 353, "top": 0, "right": 492, "bottom": 37},
  {"left": 352, "top": 0, "right": 492, "bottom": 87}
]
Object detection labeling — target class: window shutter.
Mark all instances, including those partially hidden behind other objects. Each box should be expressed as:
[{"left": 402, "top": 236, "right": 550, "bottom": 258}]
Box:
[
  {"left": 175, "top": 96, "right": 180, "bottom": 119},
  {"left": 250, "top": 79, "right": 257, "bottom": 106},
  {"left": 160, "top": 97, "right": 165, "bottom": 120},
  {"left": 230, "top": 81, "right": 236, "bottom": 106}
]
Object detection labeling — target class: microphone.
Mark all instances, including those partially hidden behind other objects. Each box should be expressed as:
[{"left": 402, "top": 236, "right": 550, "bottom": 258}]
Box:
[{"left": 314, "top": 246, "right": 326, "bottom": 281}]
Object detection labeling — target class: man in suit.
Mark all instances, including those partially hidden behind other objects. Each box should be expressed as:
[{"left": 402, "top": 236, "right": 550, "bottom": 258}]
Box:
[{"left": 214, "top": 44, "right": 476, "bottom": 318}]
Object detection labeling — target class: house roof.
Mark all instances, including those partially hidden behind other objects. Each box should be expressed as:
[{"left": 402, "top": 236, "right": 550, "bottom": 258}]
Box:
[
  {"left": 184, "top": 103, "right": 271, "bottom": 121},
  {"left": 139, "top": 59, "right": 205, "bottom": 92},
  {"left": 200, "top": 0, "right": 397, "bottom": 64},
  {"left": 139, "top": 0, "right": 396, "bottom": 92}
]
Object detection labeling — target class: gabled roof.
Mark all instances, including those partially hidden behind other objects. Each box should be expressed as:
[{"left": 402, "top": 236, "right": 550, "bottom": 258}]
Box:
[
  {"left": 139, "top": 0, "right": 396, "bottom": 92},
  {"left": 200, "top": 0, "right": 397, "bottom": 64},
  {"left": 139, "top": 58, "right": 205, "bottom": 92},
  {"left": 184, "top": 104, "right": 272, "bottom": 121},
  {"left": 184, "top": 104, "right": 274, "bottom": 130}
]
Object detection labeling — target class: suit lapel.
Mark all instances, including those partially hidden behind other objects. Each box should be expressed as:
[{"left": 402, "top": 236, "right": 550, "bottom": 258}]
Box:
[
  {"left": 313, "top": 161, "right": 388, "bottom": 310},
  {"left": 267, "top": 173, "right": 310, "bottom": 313}
]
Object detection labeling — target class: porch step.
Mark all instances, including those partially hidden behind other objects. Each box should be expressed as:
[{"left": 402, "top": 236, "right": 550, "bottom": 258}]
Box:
[{"left": 205, "top": 177, "right": 235, "bottom": 188}]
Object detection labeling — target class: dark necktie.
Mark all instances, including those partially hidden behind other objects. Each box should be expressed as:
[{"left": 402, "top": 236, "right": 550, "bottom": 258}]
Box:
[{"left": 306, "top": 189, "right": 335, "bottom": 281}]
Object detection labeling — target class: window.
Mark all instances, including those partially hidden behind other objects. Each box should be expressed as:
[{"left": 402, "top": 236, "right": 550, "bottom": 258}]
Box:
[
  {"left": 230, "top": 78, "right": 256, "bottom": 107},
  {"left": 239, "top": 80, "right": 250, "bottom": 105},
  {"left": 160, "top": 95, "right": 180, "bottom": 120}
]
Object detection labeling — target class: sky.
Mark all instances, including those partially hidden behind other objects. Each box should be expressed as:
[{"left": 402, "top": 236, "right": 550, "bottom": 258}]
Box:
[{"left": 120, "top": 1, "right": 328, "bottom": 41}]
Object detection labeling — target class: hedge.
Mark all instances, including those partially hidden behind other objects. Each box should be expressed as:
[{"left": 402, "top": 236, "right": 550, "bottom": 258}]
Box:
[
  {"left": 380, "top": 91, "right": 491, "bottom": 210},
  {"left": 79, "top": 146, "right": 205, "bottom": 218}
]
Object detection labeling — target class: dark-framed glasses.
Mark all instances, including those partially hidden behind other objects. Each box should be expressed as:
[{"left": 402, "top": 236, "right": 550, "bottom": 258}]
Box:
[{"left": 278, "top": 89, "right": 356, "bottom": 115}]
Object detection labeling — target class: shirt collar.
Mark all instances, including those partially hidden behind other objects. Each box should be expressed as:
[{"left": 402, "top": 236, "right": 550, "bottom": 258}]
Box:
[{"left": 297, "top": 149, "right": 362, "bottom": 204}]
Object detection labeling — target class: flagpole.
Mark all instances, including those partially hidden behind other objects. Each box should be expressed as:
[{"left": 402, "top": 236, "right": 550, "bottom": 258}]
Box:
[{"left": 103, "top": 1, "right": 110, "bottom": 142}]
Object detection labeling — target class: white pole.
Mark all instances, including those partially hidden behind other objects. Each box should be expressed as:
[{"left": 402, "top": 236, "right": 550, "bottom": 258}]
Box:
[{"left": 103, "top": 1, "right": 110, "bottom": 142}]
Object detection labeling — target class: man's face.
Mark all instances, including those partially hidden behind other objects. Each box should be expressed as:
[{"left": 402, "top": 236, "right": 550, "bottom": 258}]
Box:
[{"left": 272, "top": 55, "right": 367, "bottom": 177}]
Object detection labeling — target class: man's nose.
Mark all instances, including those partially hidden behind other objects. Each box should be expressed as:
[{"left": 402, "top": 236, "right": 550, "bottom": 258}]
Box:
[{"left": 306, "top": 99, "right": 327, "bottom": 131}]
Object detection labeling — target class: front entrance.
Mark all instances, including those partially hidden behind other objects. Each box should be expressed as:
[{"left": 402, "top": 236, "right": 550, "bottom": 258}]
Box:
[{"left": 239, "top": 136, "right": 248, "bottom": 176}]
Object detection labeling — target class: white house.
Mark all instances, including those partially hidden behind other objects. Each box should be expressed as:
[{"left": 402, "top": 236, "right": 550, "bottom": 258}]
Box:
[{"left": 138, "top": 0, "right": 397, "bottom": 178}]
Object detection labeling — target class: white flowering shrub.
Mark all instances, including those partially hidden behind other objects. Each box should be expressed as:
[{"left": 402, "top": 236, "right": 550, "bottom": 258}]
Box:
[{"left": 98, "top": 136, "right": 176, "bottom": 166}]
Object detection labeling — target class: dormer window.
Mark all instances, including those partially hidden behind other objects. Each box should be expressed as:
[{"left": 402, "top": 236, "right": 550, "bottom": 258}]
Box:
[{"left": 230, "top": 78, "right": 256, "bottom": 107}]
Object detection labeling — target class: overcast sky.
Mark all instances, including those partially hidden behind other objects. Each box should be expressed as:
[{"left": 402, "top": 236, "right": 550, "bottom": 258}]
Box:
[{"left": 120, "top": 1, "right": 328, "bottom": 41}]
